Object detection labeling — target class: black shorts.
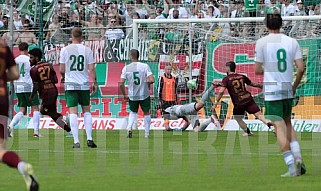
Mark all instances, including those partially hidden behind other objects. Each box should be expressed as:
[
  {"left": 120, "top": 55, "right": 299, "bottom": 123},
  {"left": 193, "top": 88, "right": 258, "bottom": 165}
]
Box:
[
  {"left": 233, "top": 99, "right": 260, "bottom": 116},
  {"left": 161, "top": 101, "right": 176, "bottom": 119}
]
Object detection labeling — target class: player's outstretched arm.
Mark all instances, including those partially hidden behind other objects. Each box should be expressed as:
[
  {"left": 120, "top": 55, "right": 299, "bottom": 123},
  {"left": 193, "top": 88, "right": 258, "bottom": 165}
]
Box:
[
  {"left": 212, "top": 86, "right": 226, "bottom": 111},
  {"left": 249, "top": 82, "right": 263, "bottom": 89}
]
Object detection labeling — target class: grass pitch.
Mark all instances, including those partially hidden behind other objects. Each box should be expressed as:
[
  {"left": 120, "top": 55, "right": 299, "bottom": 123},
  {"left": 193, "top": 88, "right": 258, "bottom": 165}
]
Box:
[{"left": 1, "top": 129, "right": 321, "bottom": 191}]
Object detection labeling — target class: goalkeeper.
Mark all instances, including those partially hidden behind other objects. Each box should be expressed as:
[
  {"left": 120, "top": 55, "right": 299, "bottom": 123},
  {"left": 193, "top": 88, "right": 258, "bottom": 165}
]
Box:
[{"left": 164, "top": 82, "right": 221, "bottom": 131}]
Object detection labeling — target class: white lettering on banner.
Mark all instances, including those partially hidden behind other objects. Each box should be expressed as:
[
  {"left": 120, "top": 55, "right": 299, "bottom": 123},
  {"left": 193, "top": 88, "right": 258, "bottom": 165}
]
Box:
[
  {"left": 22, "top": 118, "right": 220, "bottom": 130},
  {"left": 225, "top": 119, "right": 321, "bottom": 132}
]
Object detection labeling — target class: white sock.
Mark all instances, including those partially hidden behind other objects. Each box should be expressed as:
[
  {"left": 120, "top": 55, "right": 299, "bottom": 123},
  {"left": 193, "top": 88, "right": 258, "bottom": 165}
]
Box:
[
  {"left": 33, "top": 111, "right": 40, "bottom": 134},
  {"left": 17, "top": 161, "right": 27, "bottom": 175},
  {"left": 290, "top": 141, "right": 302, "bottom": 161},
  {"left": 70, "top": 114, "right": 79, "bottom": 144},
  {"left": 199, "top": 118, "right": 211, "bottom": 131},
  {"left": 127, "top": 112, "right": 137, "bottom": 131},
  {"left": 84, "top": 112, "right": 93, "bottom": 141},
  {"left": 283, "top": 150, "right": 295, "bottom": 166},
  {"left": 9, "top": 112, "right": 24, "bottom": 128},
  {"left": 144, "top": 115, "right": 151, "bottom": 136}
]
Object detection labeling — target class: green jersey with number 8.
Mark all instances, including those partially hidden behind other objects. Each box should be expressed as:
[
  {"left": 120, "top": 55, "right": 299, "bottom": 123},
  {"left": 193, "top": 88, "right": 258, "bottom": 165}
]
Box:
[
  {"left": 59, "top": 44, "right": 95, "bottom": 90},
  {"left": 255, "top": 33, "right": 302, "bottom": 101},
  {"left": 120, "top": 62, "right": 153, "bottom": 101}
]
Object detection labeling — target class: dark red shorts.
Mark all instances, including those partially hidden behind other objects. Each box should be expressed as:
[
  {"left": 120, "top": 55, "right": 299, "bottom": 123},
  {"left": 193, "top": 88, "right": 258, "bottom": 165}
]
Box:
[
  {"left": 40, "top": 91, "right": 58, "bottom": 106},
  {"left": 233, "top": 99, "right": 260, "bottom": 116},
  {"left": 0, "top": 101, "right": 9, "bottom": 140}
]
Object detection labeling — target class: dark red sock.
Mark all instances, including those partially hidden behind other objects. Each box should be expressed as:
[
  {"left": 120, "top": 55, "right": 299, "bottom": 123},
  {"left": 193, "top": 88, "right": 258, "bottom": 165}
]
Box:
[{"left": 2, "top": 151, "right": 21, "bottom": 168}]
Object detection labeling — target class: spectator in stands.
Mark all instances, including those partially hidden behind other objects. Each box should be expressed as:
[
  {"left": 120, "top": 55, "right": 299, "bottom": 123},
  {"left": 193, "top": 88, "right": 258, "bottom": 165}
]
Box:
[
  {"left": 156, "top": 2, "right": 169, "bottom": 19},
  {"left": 168, "top": 0, "right": 188, "bottom": 19},
  {"left": 46, "top": 15, "right": 60, "bottom": 41},
  {"left": 81, "top": 14, "right": 105, "bottom": 40},
  {"left": 13, "top": 10, "right": 23, "bottom": 30},
  {"left": 16, "top": 23, "right": 38, "bottom": 45},
  {"left": 206, "top": 4, "right": 220, "bottom": 18},
  {"left": 295, "top": 0, "right": 307, "bottom": 16},
  {"left": 136, "top": 0, "right": 148, "bottom": 19},
  {"left": 104, "top": 18, "right": 125, "bottom": 40},
  {"left": 0, "top": 15, "right": 8, "bottom": 32},
  {"left": 1, "top": 25, "right": 19, "bottom": 45}
]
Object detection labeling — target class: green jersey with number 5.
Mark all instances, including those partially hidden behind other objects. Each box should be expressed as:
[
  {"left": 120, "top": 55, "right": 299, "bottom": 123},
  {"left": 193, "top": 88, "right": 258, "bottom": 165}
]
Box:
[
  {"left": 255, "top": 33, "right": 302, "bottom": 101},
  {"left": 59, "top": 44, "right": 95, "bottom": 90},
  {"left": 120, "top": 62, "right": 153, "bottom": 101}
]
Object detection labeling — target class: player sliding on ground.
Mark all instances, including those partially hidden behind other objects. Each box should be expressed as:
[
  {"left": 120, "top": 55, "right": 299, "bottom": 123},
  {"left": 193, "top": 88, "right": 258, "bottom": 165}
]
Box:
[
  {"left": 164, "top": 81, "right": 220, "bottom": 131},
  {"left": 212, "top": 61, "right": 273, "bottom": 136}
]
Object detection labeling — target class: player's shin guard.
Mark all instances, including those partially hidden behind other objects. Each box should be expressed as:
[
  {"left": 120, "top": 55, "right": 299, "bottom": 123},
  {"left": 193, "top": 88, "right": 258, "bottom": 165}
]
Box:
[
  {"left": 84, "top": 112, "right": 93, "bottom": 141},
  {"left": 33, "top": 111, "right": 40, "bottom": 135},
  {"left": 200, "top": 85, "right": 214, "bottom": 104},
  {"left": 144, "top": 115, "right": 151, "bottom": 137},
  {"left": 127, "top": 112, "right": 137, "bottom": 131},
  {"left": 69, "top": 114, "right": 79, "bottom": 144}
]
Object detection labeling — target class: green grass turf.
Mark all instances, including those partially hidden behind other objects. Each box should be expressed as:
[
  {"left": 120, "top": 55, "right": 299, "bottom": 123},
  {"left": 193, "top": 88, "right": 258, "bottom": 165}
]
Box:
[{"left": 1, "top": 129, "right": 321, "bottom": 191}]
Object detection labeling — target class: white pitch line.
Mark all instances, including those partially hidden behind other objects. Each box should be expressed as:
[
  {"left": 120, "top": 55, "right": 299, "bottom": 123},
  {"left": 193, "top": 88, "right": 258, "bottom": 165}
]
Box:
[{"left": 11, "top": 149, "right": 291, "bottom": 156}]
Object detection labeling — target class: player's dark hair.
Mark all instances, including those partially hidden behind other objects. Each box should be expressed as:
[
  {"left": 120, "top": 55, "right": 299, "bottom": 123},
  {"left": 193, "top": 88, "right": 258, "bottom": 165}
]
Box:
[
  {"left": 28, "top": 48, "right": 43, "bottom": 60},
  {"left": 226, "top": 61, "right": 236, "bottom": 72},
  {"left": 18, "top": 42, "right": 29, "bottom": 51},
  {"left": 130, "top": 49, "right": 139, "bottom": 60},
  {"left": 265, "top": 14, "right": 282, "bottom": 30}
]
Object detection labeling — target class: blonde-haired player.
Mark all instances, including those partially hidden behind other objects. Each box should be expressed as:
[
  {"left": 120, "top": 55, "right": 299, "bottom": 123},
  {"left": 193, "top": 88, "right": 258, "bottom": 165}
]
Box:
[{"left": 59, "top": 27, "right": 98, "bottom": 148}]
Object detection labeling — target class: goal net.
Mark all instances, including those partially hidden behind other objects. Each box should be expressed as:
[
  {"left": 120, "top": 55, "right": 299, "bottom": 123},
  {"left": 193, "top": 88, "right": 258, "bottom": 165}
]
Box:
[{"left": 132, "top": 16, "right": 321, "bottom": 126}]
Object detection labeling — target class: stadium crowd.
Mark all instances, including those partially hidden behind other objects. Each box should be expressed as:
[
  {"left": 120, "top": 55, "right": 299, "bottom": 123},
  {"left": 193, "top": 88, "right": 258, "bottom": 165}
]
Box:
[{"left": 0, "top": 0, "right": 320, "bottom": 45}]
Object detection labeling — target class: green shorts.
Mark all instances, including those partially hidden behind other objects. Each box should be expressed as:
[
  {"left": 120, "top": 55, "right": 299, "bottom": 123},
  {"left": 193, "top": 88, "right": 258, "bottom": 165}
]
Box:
[
  {"left": 17, "top": 93, "right": 39, "bottom": 107},
  {"left": 65, "top": 90, "right": 90, "bottom": 107},
  {"left": 264, "top": 99, "right": 293, "bottom": 121},
  {"left": 129, "top": 97, "right": 151, "bottom": 113}
]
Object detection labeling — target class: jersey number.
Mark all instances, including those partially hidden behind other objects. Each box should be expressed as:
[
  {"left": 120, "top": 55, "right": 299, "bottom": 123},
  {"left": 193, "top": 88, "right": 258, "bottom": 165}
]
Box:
[
  {"left": 133, "top": 72, "right": 140, "bottom": 85},
  {"left": 70, "top": 55, "right": 84, "bottom": 71},
  {"left": 19, "top": 63, "right": 25, "bottom": 77},
  {"left": 232, "top": 79, "right": 245, "bottom": 94},
  {"left": 277, "top": 49, "right": 287, "bottom": 72},
  {"left": 38, "top": 66, "right": 50, "bottom": 81}
]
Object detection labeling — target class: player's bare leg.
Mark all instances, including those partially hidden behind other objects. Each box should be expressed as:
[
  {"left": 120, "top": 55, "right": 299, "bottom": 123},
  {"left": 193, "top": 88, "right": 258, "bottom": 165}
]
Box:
[
  {"left": 253, "top": 111, "right": 275, "bottom": 136},
  {"left": 180, "top": 116, "right": 190, "bottom": 131},
  {"left": 274, "top": 118, "right": 298, "bottom": 177},
  {"left": 234, "top": 115, "right": 253, "bottom": 136},
  {"left": 1, "top": 121, "right": 39, "bottom": 191}
]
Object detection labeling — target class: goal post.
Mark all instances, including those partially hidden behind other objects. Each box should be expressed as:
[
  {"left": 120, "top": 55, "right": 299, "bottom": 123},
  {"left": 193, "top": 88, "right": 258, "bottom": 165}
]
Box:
[{"left": 132, "top": 16, "right": 321, "bottom": 122}]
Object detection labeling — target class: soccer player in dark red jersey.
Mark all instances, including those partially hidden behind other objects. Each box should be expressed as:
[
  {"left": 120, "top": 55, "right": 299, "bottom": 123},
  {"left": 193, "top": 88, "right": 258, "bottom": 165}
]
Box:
[
  {"left": 29, "top": 48, "right": 71, "bottom": 134},
  {"left": 212, "top": 61, "right": 272, "bottom": 136},
  {"left": 0, "top": 39, "right": 39, "bottom": 191}
]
